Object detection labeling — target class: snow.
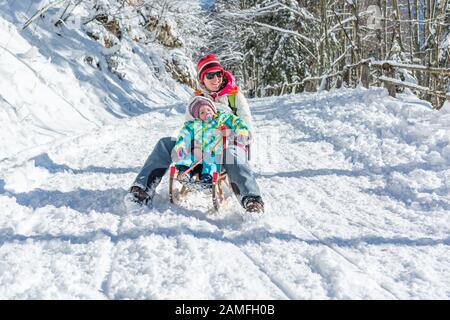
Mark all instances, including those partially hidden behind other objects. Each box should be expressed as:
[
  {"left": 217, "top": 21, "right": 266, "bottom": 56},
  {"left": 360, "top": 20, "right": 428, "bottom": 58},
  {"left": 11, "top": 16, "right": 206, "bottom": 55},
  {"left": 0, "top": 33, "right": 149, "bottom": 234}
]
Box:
[
  {"left": 0, "top": 0, "right": 192, "bottom": 160},
  {"left": 2, "top": 0, "right": 450, "bottom": 301},
  {"left": 2, "top": 85, "right": 450, "bottom": 299}
]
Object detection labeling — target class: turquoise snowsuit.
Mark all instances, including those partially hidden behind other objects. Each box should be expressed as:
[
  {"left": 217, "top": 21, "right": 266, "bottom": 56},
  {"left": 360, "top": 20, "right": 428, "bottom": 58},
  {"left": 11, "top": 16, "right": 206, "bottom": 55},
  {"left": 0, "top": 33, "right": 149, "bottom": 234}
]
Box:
[{"left": 174, "top": 110, "right": 249, "bottom": 176}]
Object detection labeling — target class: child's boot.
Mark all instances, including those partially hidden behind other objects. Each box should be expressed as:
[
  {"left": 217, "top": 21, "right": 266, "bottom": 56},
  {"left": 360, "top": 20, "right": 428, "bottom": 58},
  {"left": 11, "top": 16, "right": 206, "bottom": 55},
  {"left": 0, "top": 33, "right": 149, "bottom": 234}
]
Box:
[
  {"left": 176, "top": 165, "right": 193, "bottom": 185},
  {"left": 200, "top": 174, "right": 213, "bottom": 189}
]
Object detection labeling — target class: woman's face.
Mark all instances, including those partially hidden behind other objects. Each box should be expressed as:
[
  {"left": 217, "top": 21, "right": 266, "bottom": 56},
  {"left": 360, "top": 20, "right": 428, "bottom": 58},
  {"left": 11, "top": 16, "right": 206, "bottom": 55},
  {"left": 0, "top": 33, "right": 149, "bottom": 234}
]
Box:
[{"left": 203, "top": 70, "right": 224, "bottom": 92}]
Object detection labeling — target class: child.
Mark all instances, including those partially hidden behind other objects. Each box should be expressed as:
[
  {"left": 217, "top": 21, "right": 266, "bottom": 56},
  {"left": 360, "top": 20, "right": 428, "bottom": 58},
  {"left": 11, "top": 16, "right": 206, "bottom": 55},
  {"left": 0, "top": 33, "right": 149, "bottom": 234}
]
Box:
[{"left": 174, "top": 96, "right": 249, "bottom": 188}]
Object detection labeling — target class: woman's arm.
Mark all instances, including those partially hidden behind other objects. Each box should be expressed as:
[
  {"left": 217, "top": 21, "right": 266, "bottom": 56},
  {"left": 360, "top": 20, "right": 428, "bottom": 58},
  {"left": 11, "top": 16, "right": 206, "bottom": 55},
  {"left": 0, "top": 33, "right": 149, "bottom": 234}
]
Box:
[
  {"left": 234, "top": 91, "right": 254, "bottom": 133},
  {"left": 223, "top": 113, "right": 250, "bottom": 146}
]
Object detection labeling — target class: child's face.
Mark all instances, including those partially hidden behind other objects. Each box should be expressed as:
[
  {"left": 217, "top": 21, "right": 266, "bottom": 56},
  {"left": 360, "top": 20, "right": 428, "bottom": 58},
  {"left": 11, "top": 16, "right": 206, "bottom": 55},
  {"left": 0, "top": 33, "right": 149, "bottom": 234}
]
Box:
[{"left": 198, "top": 105, "right": 215, "bottom": 121}]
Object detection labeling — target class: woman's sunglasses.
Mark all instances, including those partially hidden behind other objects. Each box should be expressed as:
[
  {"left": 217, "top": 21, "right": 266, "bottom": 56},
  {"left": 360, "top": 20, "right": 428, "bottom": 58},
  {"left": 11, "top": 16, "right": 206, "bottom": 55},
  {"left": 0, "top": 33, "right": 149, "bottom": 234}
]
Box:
[{"left": 205, "top": 71, "right": 224, "bottom": 80}]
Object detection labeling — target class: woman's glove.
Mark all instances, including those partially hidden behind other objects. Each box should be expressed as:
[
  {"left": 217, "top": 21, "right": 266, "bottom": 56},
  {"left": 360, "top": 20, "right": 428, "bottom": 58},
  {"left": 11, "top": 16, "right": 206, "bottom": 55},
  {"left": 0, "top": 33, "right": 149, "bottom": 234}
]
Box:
[{"left": 236, "top": 133, "right": 249, "bottom": 146}]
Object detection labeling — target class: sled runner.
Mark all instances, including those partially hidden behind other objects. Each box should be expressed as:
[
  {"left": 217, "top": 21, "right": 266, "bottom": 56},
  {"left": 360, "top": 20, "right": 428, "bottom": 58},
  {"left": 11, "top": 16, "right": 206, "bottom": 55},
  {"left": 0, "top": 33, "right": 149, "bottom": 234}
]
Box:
[{"left": 168, "top": 164, "right": 231, "bottom": 211}]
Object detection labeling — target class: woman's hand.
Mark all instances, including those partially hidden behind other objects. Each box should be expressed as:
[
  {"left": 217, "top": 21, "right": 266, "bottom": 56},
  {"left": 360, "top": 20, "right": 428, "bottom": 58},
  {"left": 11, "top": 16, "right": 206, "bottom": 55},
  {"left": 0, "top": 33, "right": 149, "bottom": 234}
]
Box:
[{"left": 236, "top": 133, "right": 249, "bottom": 145}]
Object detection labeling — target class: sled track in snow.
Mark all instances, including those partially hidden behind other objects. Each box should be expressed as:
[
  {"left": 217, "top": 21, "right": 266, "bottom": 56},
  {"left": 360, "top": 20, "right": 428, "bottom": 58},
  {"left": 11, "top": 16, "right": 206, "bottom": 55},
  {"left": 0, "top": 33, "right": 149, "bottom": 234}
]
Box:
[
  {"left": 292, "top": 215, "right": 400, "bottom": 299},
  {"left": 239, "top": 248, "right": 298, "bottom": 300}
]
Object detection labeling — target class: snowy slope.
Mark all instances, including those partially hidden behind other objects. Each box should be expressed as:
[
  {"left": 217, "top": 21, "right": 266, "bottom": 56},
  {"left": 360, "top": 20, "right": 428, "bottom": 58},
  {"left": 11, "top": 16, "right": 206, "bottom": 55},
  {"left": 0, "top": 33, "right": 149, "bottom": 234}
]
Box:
[
  {"left": 1, "top": 87, "right": 450, "bottom": 299},
  {"left": 0, "top": 1, "right": 192, "bottom": 159}
]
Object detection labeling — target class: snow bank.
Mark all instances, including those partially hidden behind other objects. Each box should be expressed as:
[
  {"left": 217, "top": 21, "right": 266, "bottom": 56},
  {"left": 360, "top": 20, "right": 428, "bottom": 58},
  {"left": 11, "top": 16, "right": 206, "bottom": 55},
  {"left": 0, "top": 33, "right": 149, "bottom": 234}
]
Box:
[
  {"left": 252, "top": 87, "right": 450, "bottom": 212},
  {"left": 0, "top": 0, "right": 194, "bottom": 160}
]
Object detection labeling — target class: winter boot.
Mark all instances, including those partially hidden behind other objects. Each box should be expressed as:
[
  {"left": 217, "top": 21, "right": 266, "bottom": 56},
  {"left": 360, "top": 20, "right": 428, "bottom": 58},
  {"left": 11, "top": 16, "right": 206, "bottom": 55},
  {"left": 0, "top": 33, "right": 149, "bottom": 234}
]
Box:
[
  {"left": 176, "top": 165, "right": 194, "bottom": 185},
  {"left": 129, "top": 185, "right": 152, "bottom": 205},
  {"left": 242, "top": 196, "right": 264, "bottom": 214},
  {"left": 200, "top": 174, "right": 213, "bottom": 189}
]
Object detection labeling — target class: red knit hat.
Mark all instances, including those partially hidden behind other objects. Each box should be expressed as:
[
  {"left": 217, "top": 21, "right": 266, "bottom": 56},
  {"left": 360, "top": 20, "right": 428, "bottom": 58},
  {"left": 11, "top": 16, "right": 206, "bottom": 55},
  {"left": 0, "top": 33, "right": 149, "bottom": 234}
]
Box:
[{"left": 197, "top": 53, "right": 224, "bottom": 82}]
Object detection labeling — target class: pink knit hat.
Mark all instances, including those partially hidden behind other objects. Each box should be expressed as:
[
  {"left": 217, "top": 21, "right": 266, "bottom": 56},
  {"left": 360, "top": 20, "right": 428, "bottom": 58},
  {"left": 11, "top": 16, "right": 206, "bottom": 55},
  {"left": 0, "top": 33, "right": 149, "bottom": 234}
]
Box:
[{"left": 188, "top": 96, "right": 216, "bottom": 118}]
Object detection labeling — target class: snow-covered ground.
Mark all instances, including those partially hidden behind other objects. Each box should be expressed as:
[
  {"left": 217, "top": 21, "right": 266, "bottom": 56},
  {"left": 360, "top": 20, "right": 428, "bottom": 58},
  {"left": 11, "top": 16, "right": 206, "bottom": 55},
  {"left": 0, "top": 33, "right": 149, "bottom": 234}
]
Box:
[
  {"left": 1, "top": 86, "right": 450, "bottom": 299},
  {"left": 2, "top": 0, "right": 450, "bottom": 300},
  {"left": 0, "top": 0, "right": 192, "bottom": 159}
]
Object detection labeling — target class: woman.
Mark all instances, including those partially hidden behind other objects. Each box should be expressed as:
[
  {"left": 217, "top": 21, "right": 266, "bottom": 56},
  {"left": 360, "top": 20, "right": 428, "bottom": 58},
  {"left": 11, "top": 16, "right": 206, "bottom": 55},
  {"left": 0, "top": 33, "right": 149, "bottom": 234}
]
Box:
[
  {"left": 128, "top": 53, "right": 264, "bottom": 213},
  {"left": 194, "top": 53, "right": 254, "bottom": 134}
]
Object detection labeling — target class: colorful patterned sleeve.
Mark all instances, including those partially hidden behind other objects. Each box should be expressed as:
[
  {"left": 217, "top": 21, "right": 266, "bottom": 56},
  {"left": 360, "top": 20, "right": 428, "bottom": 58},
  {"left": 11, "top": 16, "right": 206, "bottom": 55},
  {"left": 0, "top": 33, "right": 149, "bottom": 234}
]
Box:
[
  {"left": 174, "top": 121, "right": 193, "bottom": 159},
  {"left": 223, "top": 114, "right": 249, "bottom": 145}
]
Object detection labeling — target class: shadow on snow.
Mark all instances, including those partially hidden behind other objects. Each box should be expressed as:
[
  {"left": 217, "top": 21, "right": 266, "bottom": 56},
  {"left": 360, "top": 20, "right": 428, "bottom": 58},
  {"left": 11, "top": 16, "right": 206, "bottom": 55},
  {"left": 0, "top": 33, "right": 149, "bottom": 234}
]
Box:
[{"left": 31, "top": 153, "right": 141, "bottom": 175}]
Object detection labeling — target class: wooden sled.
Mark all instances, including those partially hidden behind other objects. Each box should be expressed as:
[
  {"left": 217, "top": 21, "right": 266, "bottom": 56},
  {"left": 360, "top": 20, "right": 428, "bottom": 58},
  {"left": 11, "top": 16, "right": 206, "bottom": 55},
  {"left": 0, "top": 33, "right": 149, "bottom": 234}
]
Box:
[{"left": 168, "top": 165, "right": 232, "bottom": 211}]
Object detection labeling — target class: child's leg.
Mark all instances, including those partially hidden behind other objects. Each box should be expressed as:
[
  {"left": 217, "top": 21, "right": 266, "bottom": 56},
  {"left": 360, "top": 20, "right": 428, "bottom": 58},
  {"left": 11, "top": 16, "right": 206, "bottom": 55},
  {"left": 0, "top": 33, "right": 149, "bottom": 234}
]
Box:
[
  {"left": 175, "top": 157, "right": 195, "bottom": 182},
  {"left": 175, "top": 164, "right": 191, "bottom": 172},
  {"left": 201, "top": 147, "right": 222, "bottom": 176},
  {"left": 201, "top": 162, "right": 217, "bottom": 176},
  {"left": 200, "top": 161, "right": 219, "bottom": 186}
]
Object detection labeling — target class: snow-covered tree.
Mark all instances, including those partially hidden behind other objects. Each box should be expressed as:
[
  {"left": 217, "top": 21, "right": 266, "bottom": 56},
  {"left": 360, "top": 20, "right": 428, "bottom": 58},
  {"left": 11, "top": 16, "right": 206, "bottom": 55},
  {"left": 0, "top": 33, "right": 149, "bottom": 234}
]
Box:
[
  {"left": 25, "top": 0, "right": 209, "bottom": 87},
  {"left": 207, "top": 0, "right": 320, "bottom": 96}
]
